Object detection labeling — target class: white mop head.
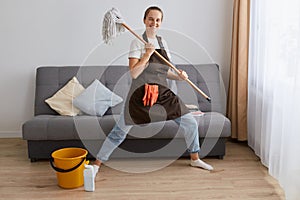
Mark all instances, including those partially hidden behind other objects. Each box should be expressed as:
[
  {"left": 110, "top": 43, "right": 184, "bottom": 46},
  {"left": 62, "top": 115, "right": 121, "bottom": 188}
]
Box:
[{"left": 102, "top": 8, "right": 125, "bottom": 44}]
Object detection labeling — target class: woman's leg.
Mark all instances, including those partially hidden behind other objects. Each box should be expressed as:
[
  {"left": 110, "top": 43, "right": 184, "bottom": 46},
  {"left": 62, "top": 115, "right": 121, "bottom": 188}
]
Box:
[
  {"left": 174, "top": 113, "right": 213, "bottom": 170},
  {"left": 174, "top": 113, "right": 200, "bottom": 154},
  {"left": 94, "top": 112, "right": 132, "bottom": 167}
]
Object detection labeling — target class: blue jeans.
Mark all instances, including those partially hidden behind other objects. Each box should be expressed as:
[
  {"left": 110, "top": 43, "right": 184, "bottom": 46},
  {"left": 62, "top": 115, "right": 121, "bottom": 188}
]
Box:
[{"left": 96, "top": 112, "right": 200, "bottom": 162}]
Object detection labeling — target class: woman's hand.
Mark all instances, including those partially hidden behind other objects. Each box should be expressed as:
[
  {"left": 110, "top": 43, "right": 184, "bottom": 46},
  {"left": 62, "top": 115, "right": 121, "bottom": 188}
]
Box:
[
  {"left": 167, "top": 69, "right": 188, "bottom": 80},
  {"left": 178, "top": 70, "right": 188, "bottom": 80},
  {"left": 145, "top": 43, "right": 155, "bottom": 56}
]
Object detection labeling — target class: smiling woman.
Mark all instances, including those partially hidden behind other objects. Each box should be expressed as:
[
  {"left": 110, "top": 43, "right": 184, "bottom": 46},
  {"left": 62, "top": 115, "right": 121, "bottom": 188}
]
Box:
[{"left": 93, "top": 6, "right": 214, "bottom": 175}]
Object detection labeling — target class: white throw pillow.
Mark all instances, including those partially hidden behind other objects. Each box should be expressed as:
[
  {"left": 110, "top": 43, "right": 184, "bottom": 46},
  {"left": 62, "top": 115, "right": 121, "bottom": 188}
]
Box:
[
  {"left": 45, "top": 76, "right": 85, "bottom": 116},
  {"left": 73, "top": 79, "right": 123, "bottom": 116}
]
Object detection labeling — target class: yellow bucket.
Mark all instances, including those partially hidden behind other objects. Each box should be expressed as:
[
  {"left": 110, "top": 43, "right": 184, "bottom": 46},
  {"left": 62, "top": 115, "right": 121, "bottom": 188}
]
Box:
[{"left": 50, "top": 147, "right": 88, "bottom": 189}]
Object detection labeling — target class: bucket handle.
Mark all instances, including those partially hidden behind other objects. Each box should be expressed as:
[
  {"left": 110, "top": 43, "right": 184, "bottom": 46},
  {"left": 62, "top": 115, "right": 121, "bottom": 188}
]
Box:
[{"left": 50, "top": 157, "right": 86, "bottom": 173}]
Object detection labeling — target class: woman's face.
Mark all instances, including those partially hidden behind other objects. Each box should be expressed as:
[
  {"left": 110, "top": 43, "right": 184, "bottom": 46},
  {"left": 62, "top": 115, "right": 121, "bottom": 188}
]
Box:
[{"left": 143, "top": 10, "right": 162, "bottom": 34}]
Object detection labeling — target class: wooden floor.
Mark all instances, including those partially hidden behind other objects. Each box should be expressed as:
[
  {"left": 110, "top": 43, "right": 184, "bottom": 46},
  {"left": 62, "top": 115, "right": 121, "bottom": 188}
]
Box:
[{"left": 0, "top": 138, "right": 285, "bottom": 200}]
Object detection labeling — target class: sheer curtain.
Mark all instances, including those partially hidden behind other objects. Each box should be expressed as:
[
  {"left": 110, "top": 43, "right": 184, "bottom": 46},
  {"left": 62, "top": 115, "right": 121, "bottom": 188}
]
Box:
[{"left": 248, "top": 0, "right": 300, "bottom": 199}]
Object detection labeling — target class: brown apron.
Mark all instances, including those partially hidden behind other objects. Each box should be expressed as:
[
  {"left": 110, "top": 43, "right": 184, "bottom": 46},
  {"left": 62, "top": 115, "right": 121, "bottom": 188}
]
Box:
[{"left": 124, "top": 32, "right": 189, "bottom": 125}]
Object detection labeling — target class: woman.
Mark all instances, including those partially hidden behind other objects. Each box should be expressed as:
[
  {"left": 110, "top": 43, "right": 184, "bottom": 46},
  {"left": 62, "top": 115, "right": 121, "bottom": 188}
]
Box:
[{"left": 93, "top": 6, "right": 213, "bottom": 175}]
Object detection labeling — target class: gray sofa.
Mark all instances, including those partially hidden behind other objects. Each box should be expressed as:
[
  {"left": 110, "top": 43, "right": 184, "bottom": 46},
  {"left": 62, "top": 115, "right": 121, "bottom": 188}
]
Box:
[{"left": 22, "top": 64, "right": 231, "bottom": 162}]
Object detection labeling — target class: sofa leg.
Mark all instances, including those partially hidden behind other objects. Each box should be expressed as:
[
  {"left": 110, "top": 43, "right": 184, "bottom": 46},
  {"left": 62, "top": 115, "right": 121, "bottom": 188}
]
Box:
[
  {"left": 30, "top": 158, "right": 38, "bottom": 162},
  {"left": 218, "top": 155, "right": 224, "bottom": 160}
]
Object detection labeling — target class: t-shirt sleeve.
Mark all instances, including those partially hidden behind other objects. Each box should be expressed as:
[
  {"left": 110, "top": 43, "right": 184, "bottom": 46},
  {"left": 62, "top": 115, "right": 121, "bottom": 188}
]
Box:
[{"left": 128, "top": 39, "right": 143, "bottom": 59}]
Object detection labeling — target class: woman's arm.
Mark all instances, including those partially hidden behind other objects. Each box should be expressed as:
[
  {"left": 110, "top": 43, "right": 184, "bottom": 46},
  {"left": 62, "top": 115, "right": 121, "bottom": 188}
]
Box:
[
  {"left": 167, "top": 69, "right": 188, "bottom": 80},
  {"left": 129, "top": 43, "right": 155, "bottom": 79}
]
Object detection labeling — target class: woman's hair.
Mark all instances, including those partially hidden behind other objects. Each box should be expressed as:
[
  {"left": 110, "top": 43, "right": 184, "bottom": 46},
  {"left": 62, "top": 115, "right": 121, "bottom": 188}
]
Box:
[{"left": 143, "top": 6, "right": 163, "bottom": 21}]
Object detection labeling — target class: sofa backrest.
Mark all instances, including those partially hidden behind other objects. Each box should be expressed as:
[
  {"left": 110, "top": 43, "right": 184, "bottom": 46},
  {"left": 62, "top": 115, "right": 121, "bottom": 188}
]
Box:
[{"left": 34, "top": 64, "right": 225, "bottom": 116}]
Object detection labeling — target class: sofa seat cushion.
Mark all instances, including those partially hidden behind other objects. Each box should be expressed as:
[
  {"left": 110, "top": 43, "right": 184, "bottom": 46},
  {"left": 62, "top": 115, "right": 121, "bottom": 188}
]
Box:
[
  {"left": 22, "top": 112, "right": 230, "bottom": 141},
  {"left": 22, "top": 115, "right": 116, "bottom": 141},
  {"left": 196, "top": 112, "right": 231, "bottom": 138}
]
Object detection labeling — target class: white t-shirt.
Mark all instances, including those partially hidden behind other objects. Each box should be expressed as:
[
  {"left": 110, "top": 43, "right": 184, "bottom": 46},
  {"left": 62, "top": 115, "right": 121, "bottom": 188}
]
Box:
[{"left": 128, "top": 36, "right": 171, "bottom": 60}]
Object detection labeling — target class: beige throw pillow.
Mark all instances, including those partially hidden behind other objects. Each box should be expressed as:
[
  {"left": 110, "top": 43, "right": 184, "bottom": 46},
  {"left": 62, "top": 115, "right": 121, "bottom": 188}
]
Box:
[{"left": 45, "top": 76, "right": 85, "bottom": 116}]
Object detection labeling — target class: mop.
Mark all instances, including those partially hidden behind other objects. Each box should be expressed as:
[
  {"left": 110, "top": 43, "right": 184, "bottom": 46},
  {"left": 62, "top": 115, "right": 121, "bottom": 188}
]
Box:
[{"left": 102, "top": 8, "right": 211, "bottom": 102}]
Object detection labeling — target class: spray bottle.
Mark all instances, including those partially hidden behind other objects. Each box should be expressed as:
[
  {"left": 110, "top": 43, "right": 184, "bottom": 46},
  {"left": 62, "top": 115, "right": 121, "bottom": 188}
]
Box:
[{"left": 84, "top": 164, "right": 95, "bottom": 192}]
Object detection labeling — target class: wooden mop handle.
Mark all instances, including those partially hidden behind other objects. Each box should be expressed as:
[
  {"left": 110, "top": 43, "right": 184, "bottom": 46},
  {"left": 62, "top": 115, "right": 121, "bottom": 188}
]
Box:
[{"left": 121, "top": 23, "right": 211, "bottom": 102}]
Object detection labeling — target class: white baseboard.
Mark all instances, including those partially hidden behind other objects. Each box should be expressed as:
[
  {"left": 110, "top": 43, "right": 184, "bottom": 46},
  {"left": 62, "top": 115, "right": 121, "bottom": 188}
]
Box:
[{"left": 0, "top": 131, "right": 22, "bottom": 138}]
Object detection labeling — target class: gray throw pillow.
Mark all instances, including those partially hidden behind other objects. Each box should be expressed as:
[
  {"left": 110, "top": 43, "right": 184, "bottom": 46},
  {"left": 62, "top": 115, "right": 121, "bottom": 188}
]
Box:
[{"left": 73, "top": 79, "right": 123, "bottom": 116}]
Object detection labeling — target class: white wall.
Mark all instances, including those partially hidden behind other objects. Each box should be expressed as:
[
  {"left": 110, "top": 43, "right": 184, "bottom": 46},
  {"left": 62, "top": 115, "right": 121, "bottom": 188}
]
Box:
[{"left": 0, "top": 0, "right": 234, "bottom": 137}]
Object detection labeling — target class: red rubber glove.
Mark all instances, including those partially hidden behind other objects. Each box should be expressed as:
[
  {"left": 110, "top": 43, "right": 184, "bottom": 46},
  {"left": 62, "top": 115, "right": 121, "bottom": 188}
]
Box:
[
  {"left": 142, "top": 84, "right": 159, "bottom": 106},
  {"left": 150, "top": 85, "right": 158, "bottom": 106},
  {"left": 143, "top": 84, "right": 150, "bottom": 106}
]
